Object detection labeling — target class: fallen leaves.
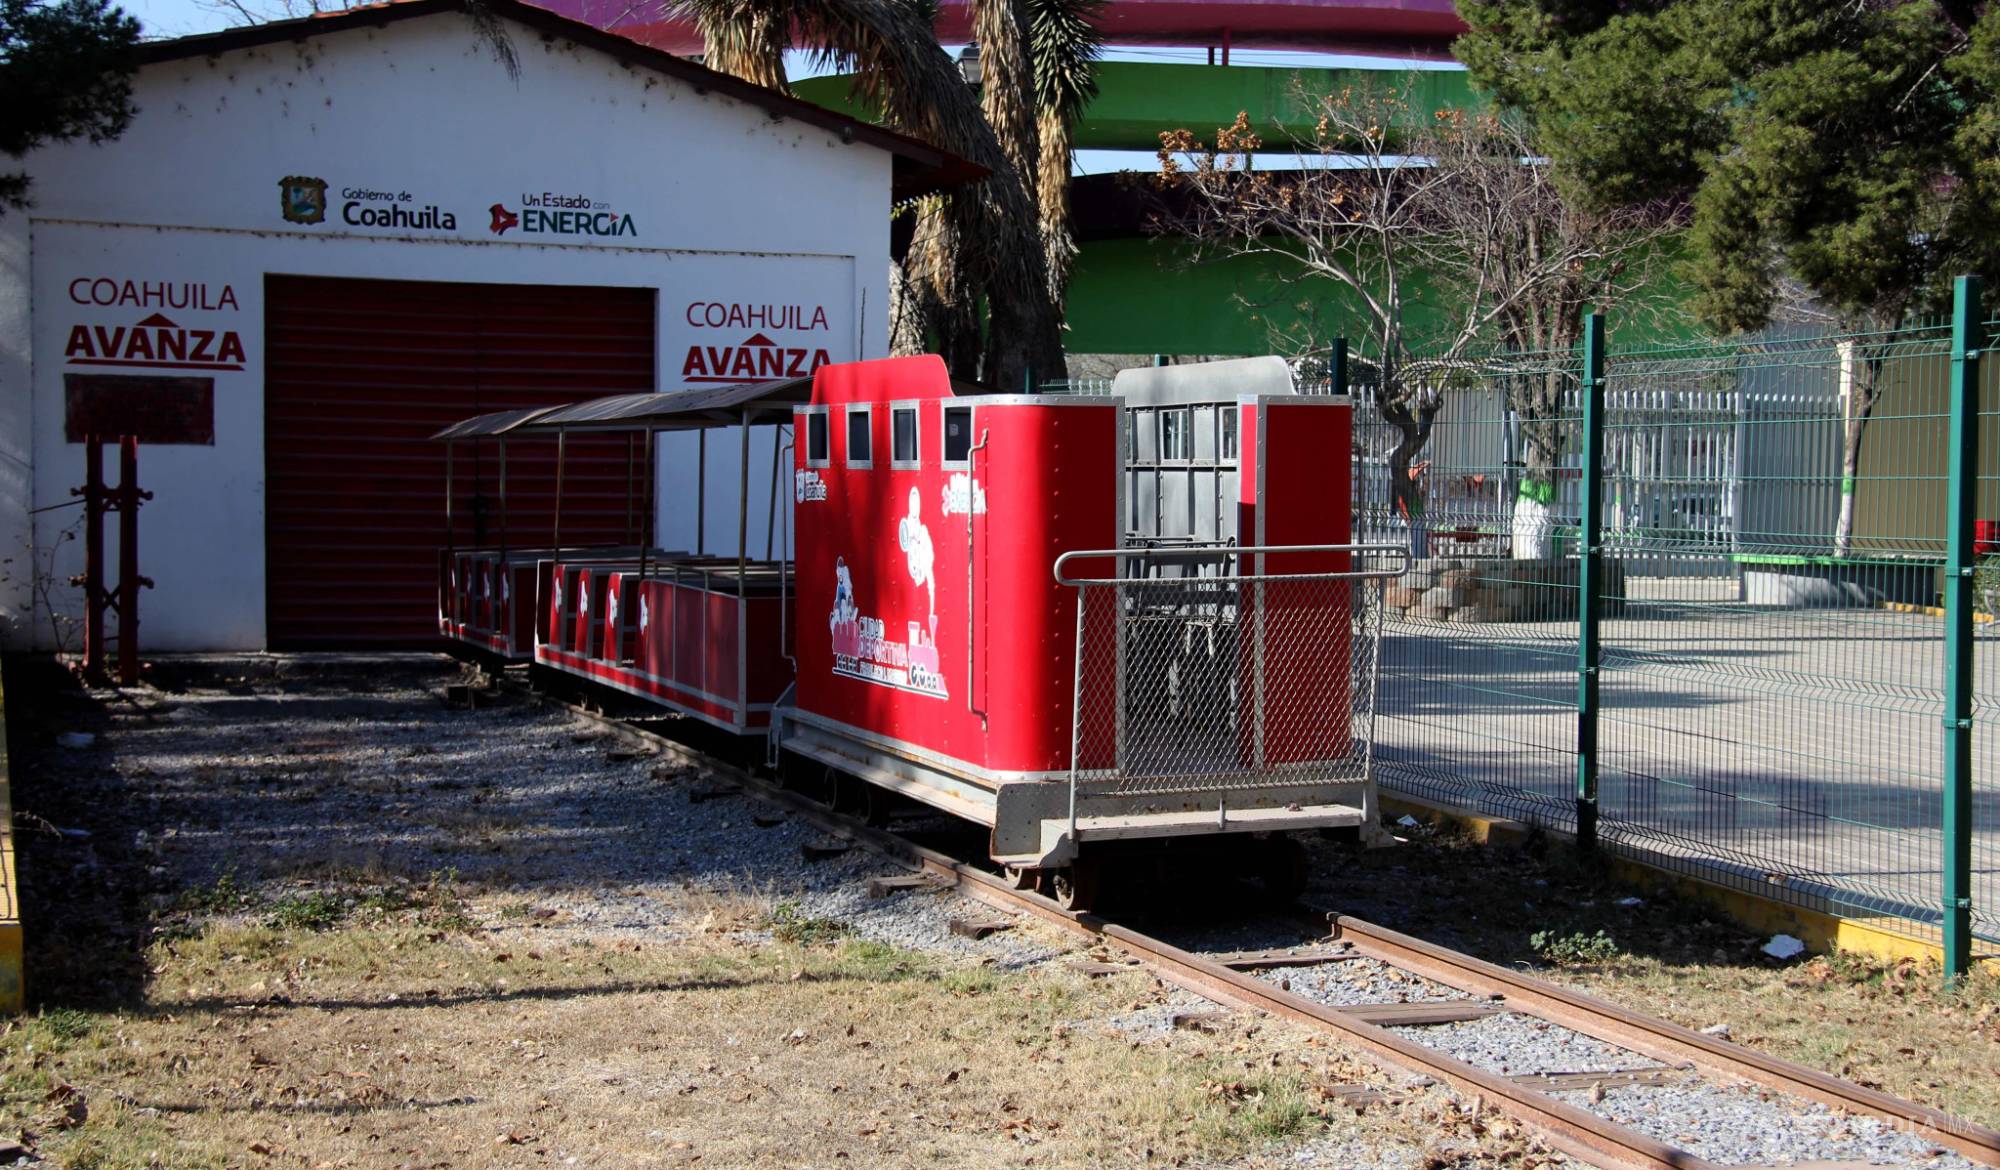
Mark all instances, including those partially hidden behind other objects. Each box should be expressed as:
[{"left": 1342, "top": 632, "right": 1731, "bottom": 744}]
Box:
[{"left": 43, "top": 1082, "right": 87, "bottom": 1131}]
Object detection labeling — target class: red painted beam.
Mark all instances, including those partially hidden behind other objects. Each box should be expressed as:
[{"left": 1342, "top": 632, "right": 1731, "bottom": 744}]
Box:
[{"left": 526, "top": 0, "right": 1466, "bottom": 59}]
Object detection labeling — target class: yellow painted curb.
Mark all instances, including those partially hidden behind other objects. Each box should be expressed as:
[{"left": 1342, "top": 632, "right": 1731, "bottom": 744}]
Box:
[
  {"left": 1381, "top": 792, "right": 1996, "bottom": 973},
  {"left": 0, "top": 668, "right": 19, "bottom": 1011},
  {"left": 1879, "top": 600, "right": 1995, "bottom": 623}
]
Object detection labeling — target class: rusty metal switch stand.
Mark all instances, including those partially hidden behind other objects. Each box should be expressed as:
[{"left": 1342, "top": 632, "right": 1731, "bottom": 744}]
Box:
[{"left": 70, "top": 436, "right": 153, "bottom": 685}]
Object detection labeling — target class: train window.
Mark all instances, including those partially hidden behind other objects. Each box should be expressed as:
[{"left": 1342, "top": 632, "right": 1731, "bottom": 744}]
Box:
[
  {"left": 942, "top": 405, "right": 973, "bottom": 465},
  {"left": 1221, "top": 409, "right": 1238, "bottom": 460},
  {"left": 845, "top": 405, "right": 873, "bottom": 468},
  {"left": 891, "top": 405, "right": 920, "bottom": 468},
  {"left": 1160, "top": 407, "right": 1191, "bottom": 461},
  {"left": 805, "top": 410, "right": 830, "bottom": 466}
]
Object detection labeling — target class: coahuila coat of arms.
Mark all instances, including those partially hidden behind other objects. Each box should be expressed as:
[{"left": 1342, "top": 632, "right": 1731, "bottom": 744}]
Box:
[{"left": 279, "top": 176, "right": 328, "bottom": 225}]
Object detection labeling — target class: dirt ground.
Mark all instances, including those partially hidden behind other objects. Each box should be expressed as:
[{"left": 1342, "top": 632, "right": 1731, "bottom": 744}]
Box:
[
  {"left": 1, "top": 657, "right": 1547, "bottom": 1170},
  {"left": 3, "top": 654, "right": 1991, "bottom": 1169}
]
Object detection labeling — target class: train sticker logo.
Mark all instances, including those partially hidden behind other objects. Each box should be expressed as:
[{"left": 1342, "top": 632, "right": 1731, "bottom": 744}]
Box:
[
  {"left": 795, "top": 468, "right": 829, "bottom": 503},
  {"left": 941, "top": 472, "right": 987, "bottom": 517},
  {"left": 829, "top": 491, "right": 947, "bottom": 699}
]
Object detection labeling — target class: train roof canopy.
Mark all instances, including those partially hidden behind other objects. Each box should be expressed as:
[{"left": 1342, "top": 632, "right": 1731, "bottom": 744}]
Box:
[
  {"left": 432, "top": 376, "right": 818, "bottom": 440},
  {"left": 430, "top": 406, "right": 565, "bottom": 440}
]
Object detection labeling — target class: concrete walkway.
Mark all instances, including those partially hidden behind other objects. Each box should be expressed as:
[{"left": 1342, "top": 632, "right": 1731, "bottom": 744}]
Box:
[{"left": 1372, "top": 587, "right": 1999, "bottom": 942}]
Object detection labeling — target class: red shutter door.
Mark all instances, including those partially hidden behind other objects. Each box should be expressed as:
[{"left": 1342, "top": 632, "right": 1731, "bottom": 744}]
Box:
[{"left": 264, "top": 275, "right": 655, "bottom": 649}]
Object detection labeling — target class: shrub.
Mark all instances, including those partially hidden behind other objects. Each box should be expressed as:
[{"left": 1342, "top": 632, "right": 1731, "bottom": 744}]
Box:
[{"left": 1530, "top": 929, "right": 1621, "bottom": 966}]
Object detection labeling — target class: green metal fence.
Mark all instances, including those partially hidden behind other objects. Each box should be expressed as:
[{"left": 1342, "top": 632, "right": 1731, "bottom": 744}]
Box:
[{"left": 1352, "top": 294, "right": 1998, "bottom": 979}]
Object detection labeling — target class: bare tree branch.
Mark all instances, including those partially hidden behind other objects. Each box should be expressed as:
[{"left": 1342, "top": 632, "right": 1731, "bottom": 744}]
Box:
[{"left": 1150, "top": 81, "right": 1685, "bottom": 550}]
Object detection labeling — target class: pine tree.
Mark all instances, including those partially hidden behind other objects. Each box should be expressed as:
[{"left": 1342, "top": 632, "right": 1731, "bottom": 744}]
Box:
[
  {"left": 1458, "top": 0, "right": 2000, "bottom": 550},
  {"left": 1, "top": 0, "right": 140, "bottom": 211}
]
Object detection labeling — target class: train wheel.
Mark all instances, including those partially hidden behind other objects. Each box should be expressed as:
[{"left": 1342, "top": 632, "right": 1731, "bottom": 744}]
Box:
[
  {"left": 798, "top": 764, "right": 839, "bottom": 809},
  {"left": 1002, "top": 865, "right": 1041, "bottom": 892},
  {"left": 1050, "top": 858, "right": 1100, "bottom": 913},
  {"left": 1255, "top": 836, "right": 1309, "bottom": 904},
  {"left": 835, "top": 775, "right": 891, "bottom": 827}
]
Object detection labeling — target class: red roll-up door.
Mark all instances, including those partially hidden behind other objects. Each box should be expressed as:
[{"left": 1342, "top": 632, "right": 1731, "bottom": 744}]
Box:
[{"left": 264, "top": 275, "right": 656, "bottom": 649}]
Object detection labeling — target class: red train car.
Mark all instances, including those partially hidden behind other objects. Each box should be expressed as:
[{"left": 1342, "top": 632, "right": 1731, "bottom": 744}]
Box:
[{"left": 436, "top": 355, "right": 1403, "bottom": 907}]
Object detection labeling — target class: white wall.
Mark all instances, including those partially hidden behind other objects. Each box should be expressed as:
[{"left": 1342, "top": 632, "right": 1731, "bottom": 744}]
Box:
[
  {"left": 8, "top": 11, "right": 892, "bottom": 649},
  {"left": 0, "top": 210, "right": 32, "bottom": 647}
]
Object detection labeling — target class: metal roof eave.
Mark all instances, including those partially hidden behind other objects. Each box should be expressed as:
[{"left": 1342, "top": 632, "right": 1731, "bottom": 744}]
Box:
[
  {"left": 430, "top": 405, "right": 563, "bottom": 441},
  {"left": 432, "top": 375, "right": 816, "bottom": 440}
]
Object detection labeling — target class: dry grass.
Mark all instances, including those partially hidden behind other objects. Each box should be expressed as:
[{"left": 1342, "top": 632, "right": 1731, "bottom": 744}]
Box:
[
  {"left": 1562, "top": 949, "right": 2000, "bottom": 1126},
  {"left": 0, "top": 898, "right": 1443, "bottom": 1169}
]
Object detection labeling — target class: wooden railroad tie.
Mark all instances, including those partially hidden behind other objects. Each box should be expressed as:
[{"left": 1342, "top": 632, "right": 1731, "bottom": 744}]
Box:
[
  {"left": 1068, "top": 960, "right": 1138, "bottom": 978},
  {"left": 688, "top": 784, "right": 738, "bottom": 804},
  {"left": 1505, "top": 1068, "right": 1682, "bottom": 1092},
  {"left": 947, "top": 917, "right": 1016, "bottom": 940},
  {"left": 867, "top": 873, "right": 949, "bottom": 898},
  {"left": 1731, "top": 1163, "right": 1896, "bottom": 1170},
  {"left": 800, "top": 842, "right": 852, "bottom": 862},
  {"left": 752, "top": 814, "right": 785, "bottom": 829},
  {"left": 1320, "top": 1083, "right": 1409, "bottom": 1109},
  {"left": 442, "top": 683, "right": 493, "bottom": 709},
  {"left": 1210, "top": 946, "right": 1362, "bottom": 971},
  {"left": 1332, "top": 1001, "right": 1506, "bottom": 1026}
]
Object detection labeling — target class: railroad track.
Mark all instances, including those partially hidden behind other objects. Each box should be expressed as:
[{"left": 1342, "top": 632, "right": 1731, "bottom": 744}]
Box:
[{"left": 529, "top": 687, "right": 2000, "bottom": 1170}]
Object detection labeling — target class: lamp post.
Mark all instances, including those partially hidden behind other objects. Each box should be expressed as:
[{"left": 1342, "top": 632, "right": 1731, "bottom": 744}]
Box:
[{"left": 957, "top": 42, "right": 981, "bottom": 86}]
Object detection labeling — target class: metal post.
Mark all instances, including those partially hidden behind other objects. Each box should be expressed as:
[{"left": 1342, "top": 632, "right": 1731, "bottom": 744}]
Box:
[
  {"left": 639, "top": 430, "right": 653, "bottom": 581},
  {"left": 624, "top": 432, "right": 636, "bottom": 548},
  {"left": 497, "top": 439, "right": 509, "bottom": 561},
  {"left": 697, "top": 430, "right": 707, "bottom": 555},
  {"left": 1576, "top": 312, "right": 1607, "bottom": 852},
  {"left": 737, "top": 410, "right": 751, "bottom": 723},
  {"left": 553, "top": 429, "right": 567, "bottom": 550},
  {"left": 443, "top": 442, "right": 457, "bottom": 632},
  {"left": 737, "top": 410, "right": 751, "bottom": 585},
  {"left": 444, "top": 443, "right": 455, "bottom": 556},
  {"left": 81, "top": 439, "right": 106, "bottom": 681},
  {"left": 77, "top": 440, "right": 106, "bottom": 678},
  {"left": 1943, "top": 274, "right": 1983, "bottom": 984},
  {"left": 1330, "top": 337, "right": 1348, "bottom": 397},
  {"left": 116, "top": 436, "right": 142, "bottom": 685},
  {"left": 766, "top": 422, "right": 780, "bottom": 561}
]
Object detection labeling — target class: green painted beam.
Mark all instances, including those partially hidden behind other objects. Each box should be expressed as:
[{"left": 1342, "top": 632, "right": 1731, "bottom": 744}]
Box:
[
  {"left": 793, "top": 61, "right": 1480, "bottom": 153},
  {"left": 1061, "top": 236, "right": 1696, "bottom": 356}
]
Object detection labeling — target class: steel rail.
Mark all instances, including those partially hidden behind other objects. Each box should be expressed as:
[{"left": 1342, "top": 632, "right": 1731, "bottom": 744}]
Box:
[
  {"left": 527, "top": 688, "right": 1996, "bottom": 1170},
  {"left": 1305, "top": 910, "right": 2000, "bottom": 1165}
]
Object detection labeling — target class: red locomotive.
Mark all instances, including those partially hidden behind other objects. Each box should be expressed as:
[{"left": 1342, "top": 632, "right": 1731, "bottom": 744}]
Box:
[{"left": 437, "top": 354, "right": 1402, "bottom": 907}]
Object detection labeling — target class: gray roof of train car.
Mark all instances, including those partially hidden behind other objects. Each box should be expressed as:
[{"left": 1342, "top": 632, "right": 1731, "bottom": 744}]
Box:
[{"left": 1109, "top": 356, "right": 1297, "bottom": 404}]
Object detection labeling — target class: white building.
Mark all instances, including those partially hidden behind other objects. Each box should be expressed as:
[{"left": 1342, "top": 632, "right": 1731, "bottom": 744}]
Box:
[{"left": 0, "top": 0, "right": 972, "bottom": 649}]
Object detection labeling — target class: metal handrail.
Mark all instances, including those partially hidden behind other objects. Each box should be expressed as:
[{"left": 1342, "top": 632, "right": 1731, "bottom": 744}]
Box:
[{"left": 1053, "top": 543, "right": 1411, "bottom": 586}]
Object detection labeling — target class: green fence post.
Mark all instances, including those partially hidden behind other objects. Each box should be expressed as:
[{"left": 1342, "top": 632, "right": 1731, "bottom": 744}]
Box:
[
  {"left": 1576, "top": 313, "right": 1607, "bottom": 853},
  {"left": 1944, "top": 275, "right": 1983, "bottom": 985}
]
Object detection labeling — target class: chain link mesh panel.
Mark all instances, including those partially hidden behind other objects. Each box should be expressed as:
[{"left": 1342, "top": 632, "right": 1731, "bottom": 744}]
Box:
[
  {"left": 1066, "top": 556, "right": 1390, "bottom": 800},
  {"left": 1351, "top": 326, "right": 1999, "bottom": 946}
]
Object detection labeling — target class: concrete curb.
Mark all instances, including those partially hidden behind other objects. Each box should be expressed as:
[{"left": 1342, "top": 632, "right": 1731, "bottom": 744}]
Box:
[{"left": 1378, "top": 792, "right": 1995, "bottom": 973}]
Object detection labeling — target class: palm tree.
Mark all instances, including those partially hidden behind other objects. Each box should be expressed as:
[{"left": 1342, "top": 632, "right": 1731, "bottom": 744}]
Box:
[
  {"left": 676, "top": 0, "right": 1063, "bottom": 389},
  {"left": 1027, "top": 0, "right": 1102, "bottom": 311}
]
